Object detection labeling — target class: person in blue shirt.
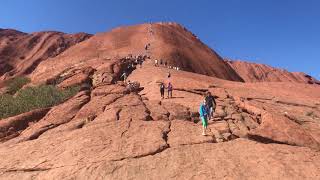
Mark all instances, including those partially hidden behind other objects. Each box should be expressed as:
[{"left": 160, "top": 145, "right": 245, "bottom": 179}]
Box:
[{"left": 199, "top": 100, "right": 208, "bottom": 136}]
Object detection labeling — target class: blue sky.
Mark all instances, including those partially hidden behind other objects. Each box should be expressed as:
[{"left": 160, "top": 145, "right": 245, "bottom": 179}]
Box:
[{"left": 1, "top": 0, "right": 319, "bottom": 78}]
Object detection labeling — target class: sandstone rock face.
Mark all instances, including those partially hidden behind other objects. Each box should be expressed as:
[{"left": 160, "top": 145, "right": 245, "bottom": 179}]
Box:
[
  {"left": 226, "top": 59, "right": 320, "bottom": 84},
  {"left": 0, "top": 108, "right": 50, "bottom": 142},
  {"left": 29, "top": 23, "right": 243, "bottom": 84},
  {"left": 248, "top": 112, "right": 320, "bottom": 149},
  {"left": 0, "top": 29, "right": 91, "bottom": 80},
  {"left": 0, "top": 59, "right": 320, "bottom": 179},
  {"left": 6, "top": 91, "right": 90, "bottom": 143},
  {"left": 0, "top": 24, "right": 320, "bottom": 179}
]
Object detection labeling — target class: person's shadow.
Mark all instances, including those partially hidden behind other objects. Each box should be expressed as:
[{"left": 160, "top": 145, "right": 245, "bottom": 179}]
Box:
[{"left": 167, "top": 96, "right": 184, "bottom": 99}]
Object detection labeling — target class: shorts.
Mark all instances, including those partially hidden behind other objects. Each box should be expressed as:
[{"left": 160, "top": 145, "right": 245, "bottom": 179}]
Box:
[{"left": 201, "top": 116, "right": 208, "bottom": 128}]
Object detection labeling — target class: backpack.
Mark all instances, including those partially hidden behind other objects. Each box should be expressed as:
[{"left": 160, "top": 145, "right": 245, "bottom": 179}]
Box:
[{"left": 211, "top": 96, "right": 216, "bottom": 110}]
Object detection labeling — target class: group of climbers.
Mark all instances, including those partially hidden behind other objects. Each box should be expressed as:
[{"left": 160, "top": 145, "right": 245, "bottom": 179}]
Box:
[
  {"left": 154, "top": 59, "right": 181, "bottom": 71},
  {"left": 157, "top": 69, "right": 216, "bottom": 136},
  {"left": 159, "top": 82, "right": 173, "bottom": 99},
  {"left": 121, "top": 55, "right": 148, "bottom": 83},
  {"left": 159, "top": 71, "right": 173, "bottom": 99},
  {"left": 123, "top": 53, "right": 216, "bottom": 136}
]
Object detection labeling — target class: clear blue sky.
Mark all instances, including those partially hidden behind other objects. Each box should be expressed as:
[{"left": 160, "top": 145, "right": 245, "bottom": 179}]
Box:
[{"left": 1, "top": 0, "right": 319, "bottom": 78}]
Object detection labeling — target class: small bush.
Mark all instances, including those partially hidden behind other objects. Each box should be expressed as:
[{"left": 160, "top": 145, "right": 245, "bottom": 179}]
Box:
[
  {"left": 5, "top": 77, "right": 31, "bottom": 95},
  {"left": 0, "top": 85, "right": 80, "bottom": 119},
  {"left": 0, "top": 94, "right": 18, "bottom": 119}
]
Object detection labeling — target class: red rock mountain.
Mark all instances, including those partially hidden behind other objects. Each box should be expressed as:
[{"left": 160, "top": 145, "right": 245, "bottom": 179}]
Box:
[
  {"left": 0, "top": 28, "right": 91, "bottom": 80},
  {"left": 0, "top": 23, "right": 320, "bottom": 179},
  {"left": 226, "top": 59, "right": 319, "bottom": 84},
  {"left": 30, "top": 22, "right": 243, "bottom": 84}
]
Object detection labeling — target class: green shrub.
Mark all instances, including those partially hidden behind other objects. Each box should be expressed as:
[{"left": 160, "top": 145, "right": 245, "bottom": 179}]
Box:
[
  {"left": 0, "top": 85, "right": 80, "bottom": 119},
  {"left": 5, "top": 77, "right": 31, "bottom": 95},
  {"left": 0, "top": 94, "right": 18, "bottom": 119}
]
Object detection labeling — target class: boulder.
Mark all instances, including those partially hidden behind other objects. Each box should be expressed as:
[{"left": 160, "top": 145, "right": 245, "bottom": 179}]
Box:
[
  {"left": 91, "top": 84, "right": 128, "bottom": 97},
  {"left": 144, "top": 100, "right": 170, "bottom": 121},
  {"left": 15, "top": 91, "right": 90, "bottom": 142},
  {"left": 248, "top": 112, "right": 320, "bottom": 150},
  {"left": 0, "top": 108, "right": 50, "bottom": 141},
  {"left": 57, "top": 67, "right": 94, "bottom": 88},
  {"left": 210, "top": 121, "right": 230, "bottom": 134},
  {"left": 162, "top": 102, "right": 191, "bottom": 121},
  {"left": 242, "top": 112, "right": 259, "bottom": 130},
  {"left": 214, "top": 105, "right": 227, "bottom": 118}
]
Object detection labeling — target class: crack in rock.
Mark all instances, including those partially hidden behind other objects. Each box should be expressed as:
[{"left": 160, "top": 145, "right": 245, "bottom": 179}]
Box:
[
  {"left": 247, "top": 134, "right": 299, "bottom": 146},
  {"left": 110, "top": 144, "right": 170, "bottom": 162},
  {"left": 5, "top": 167, "right": 50, "bottom": 173},
  {"left": 162, "top": 121, "right": 171, "bottom": 147},
  {"left": 120, "top": 118, "right": 132, "bottom": 137},
  {"left": 27, "top": 124, "right": 59, "bottom": 141},
  {"left": 115, "top": 109, "right": 122, "bottom": 121},
  {"left": 275, "top": 100, "right": 316, "bottom": 109},
  {"left": 174, "top": 88, "right": 206, "bottom": 96},
  {"left": 112, "top": 121, "right": 172, "bottom": 162}
]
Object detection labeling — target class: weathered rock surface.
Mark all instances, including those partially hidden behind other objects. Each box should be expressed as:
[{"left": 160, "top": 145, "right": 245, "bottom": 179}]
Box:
[
  {"left": 29, "top": 23, "right": 243, "bottom": 85},
  {"left": 0, "top": 29, "right": 91, "bottom": 80},
  {"left": 168, "top": 120, "right": 215, "bottom": 146},
  {"left": 226, "top": 59, "right": 320, "bottom": 84},
  {"left": 7, "top": 90, "right": 90, "bottom": 143},
  {"left": 249, "top": 112, "right": 320, "bottom": 149},
  {"left": 0, "top": 108, "right": 50, "bottom": 142},
  {"left": 0, "top": 23, "right": 320, "bottom": 179}
]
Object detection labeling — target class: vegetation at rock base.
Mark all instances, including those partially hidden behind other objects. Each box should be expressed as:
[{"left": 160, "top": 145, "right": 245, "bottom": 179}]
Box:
[
  {"left": 0, "top": 84, "right": 80, "bottom": 119},
  {"left": 5, "top": 76, "right": 31, "bottom": 95}
]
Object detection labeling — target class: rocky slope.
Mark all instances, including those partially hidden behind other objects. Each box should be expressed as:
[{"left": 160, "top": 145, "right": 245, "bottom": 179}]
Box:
[
  {"left": 0, "top": 28, "right": 91, "bottom": 81},
  {"left": 0, "top": 23, "right": 320, "bottom": 179},
  {"left": 0, "top": 57, "right": 320, "bottom": 179},
  {"left": 226, "top": 59, "right": 319, "bottom": 84},
  {"left": 29, "top": 22, "right": 243, "bottom": 85}
]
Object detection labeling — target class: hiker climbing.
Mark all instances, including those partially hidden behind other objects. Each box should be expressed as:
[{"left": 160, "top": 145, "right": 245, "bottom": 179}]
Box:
[
  {"left": 167, "top": 82, "right": 173, "bottom": 98},
  {"left": 167, "top": 71, "right": 171, "bottom": 78},
  {"left": 160, "top": 82, "right": 165, "bottom": 99},
  {"left": 145, "top": 43, "right": 150, "bottom": 50},
  {"left": 120, "top": 72, "right": 127, "bottom": 83},
  {"left": 205, "top": 91, "right": 216, "bottom": 120},
  {"left": 154, "top": 59, "right": 158, "bottom": 66},
  {"left": 127, "top": 63, "right": 133, "bottom": 72},
  {"left": 199, "top": 99, "right": 208, "bottom": 136},
  {"left": 135, "top": 55, "right": 143, "bottom": 68}
]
